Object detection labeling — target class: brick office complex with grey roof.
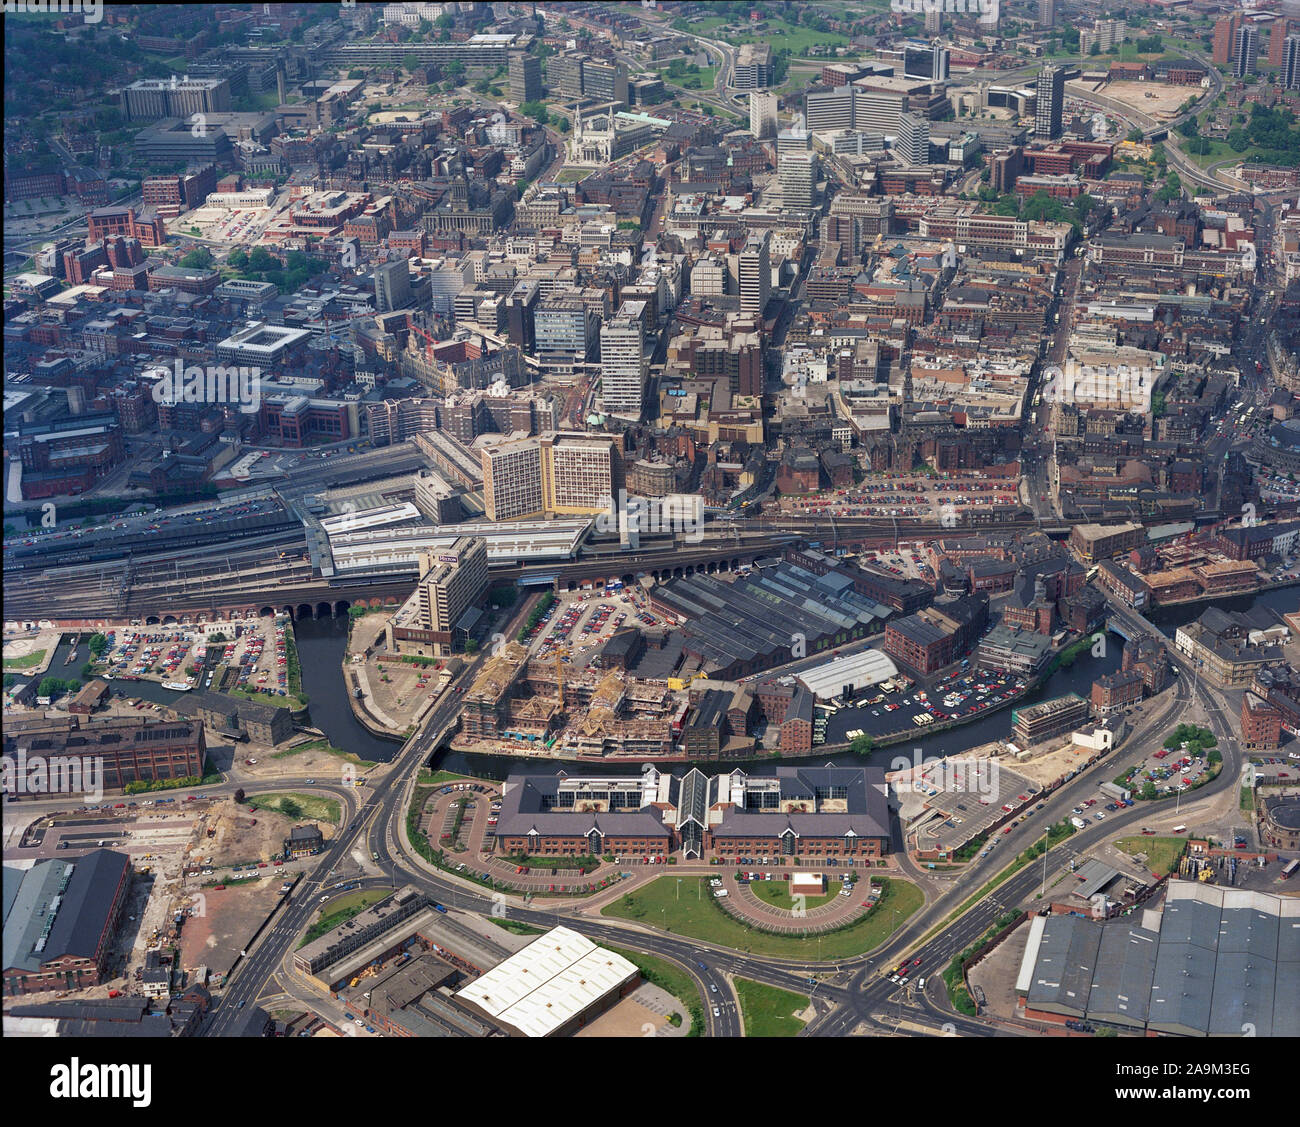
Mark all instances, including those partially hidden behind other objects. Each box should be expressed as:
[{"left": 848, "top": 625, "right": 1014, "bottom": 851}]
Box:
[
  {"left": 3, "top": 850, "right": 132, "bottom": 996},
  {"left": 493, "top": 773, "right": 672, "bottom": 859},
  {"left": 491, "top": 766, "right": 890, "bottom": 861},
  {"left": 2, "top": 714, "right": 205, "bottom": 790},
  {"left": 707, "top": 766, "right": 891, "bottom": 861}
]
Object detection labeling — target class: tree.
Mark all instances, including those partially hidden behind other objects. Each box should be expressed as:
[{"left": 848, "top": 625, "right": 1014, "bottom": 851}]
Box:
[
  {"left": 519, "top": 100, "right": 549, "bottom": 126},
  {"left": 850, "top": 734, "right": 875, "bottom": 756},
  {"left": 248, "top": 246, "right": 277, "bottom": 272},
  {"left": 1126, "top": 127, "right": 1144, "bottom": 143},
  {"left": 463, "top": 639, "right": 480, "bottom": 654},
  {"left": 443, "top": 60, "right": 466, "bottom": 81},
  {"left": 179, "top": 246, "right": 214, "bottom": 269},
  {"left": 234, "top": 788, "right": 246, "bottom": 804},
  {"left": 87, "top": 633, "right": 109, "bottom": 658}
]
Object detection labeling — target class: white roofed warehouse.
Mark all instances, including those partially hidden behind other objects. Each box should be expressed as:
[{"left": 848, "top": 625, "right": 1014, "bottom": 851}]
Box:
[
  {"left": 454, "top": 926, "right": 639, "bottom": 1037},
  {"left": 795, "top": 648, "right": 900, "bottom": 701}
]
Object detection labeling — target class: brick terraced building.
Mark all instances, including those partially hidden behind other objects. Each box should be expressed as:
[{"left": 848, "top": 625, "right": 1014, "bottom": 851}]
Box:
[
  {"left": 2, "top": 714, "right": 205, "bottom": 790},
  {"left": 3, "top": 851, "right": 132, "bottom": 996},
  {"left": 491, "top": 766, "right": 890, "bottom": 862}
]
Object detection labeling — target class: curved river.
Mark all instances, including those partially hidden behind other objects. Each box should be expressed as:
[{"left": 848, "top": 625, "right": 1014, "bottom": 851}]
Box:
[{"left": 35, "top": 585, "right": 1297, "bottom": 777}]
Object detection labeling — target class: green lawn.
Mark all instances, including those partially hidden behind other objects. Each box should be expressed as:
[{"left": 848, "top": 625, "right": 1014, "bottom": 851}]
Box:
[
  {"left": 231, "top": 684, "right": 309, "bottom": 713},
  {"left": 1174, "top": 136, "right": 1238, "bottom": 169},
  {"left": 682, "top": 15, "right": 846, "bottom": 54},
  {"left": 247, "top": 792, "right": 341, "bottom": 825},
  {"left": 776, "top": 63, "right": 824, "bottom": 96},
  {"left": 421, "top": 769, "right": 483, "bottom": 786},
  {"left": 555, "top": 168, "right": 588, "bottom": 183},
  {"left": 734, "top": 977, "right": 810, "bottom": 1037},
  {"left": 269, "top": 737, "right": 377, "bottom": 769},
  {"left": 299, "top": 889, "right": 388, "bottom": 947},
  {"left": 234, "top": 92, "right": 282, "bottom": 113},
  {"left": 665, "top": 65, "right": 718, "bottom": 92},
  {"left": 750, "top": 878, "right": 840, "bottom": 911},
  {"left": 1115, "top": 836, "right": 1187, "bottom": 878},
  {"left": 489, "top": 919, "right": 546, "bottom": 936},
  {"left": 3, "top": 650, "right": 46, "bottom": 670},
  {"left": 500, "top": 855, "right": 601, "bottom": 871},
  {"left": 602, "top": 876, "right": 922, "bottom": 960}
]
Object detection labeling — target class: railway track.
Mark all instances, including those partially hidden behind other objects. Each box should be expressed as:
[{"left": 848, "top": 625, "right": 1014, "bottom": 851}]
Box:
[{"left": 0, "top": 506, "right": 1139, "bottom": 623}]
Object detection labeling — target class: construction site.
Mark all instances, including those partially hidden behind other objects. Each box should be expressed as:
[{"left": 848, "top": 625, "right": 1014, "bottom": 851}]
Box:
[{"left": 450, "top": 636, "right": 703, "bottom": 760}]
